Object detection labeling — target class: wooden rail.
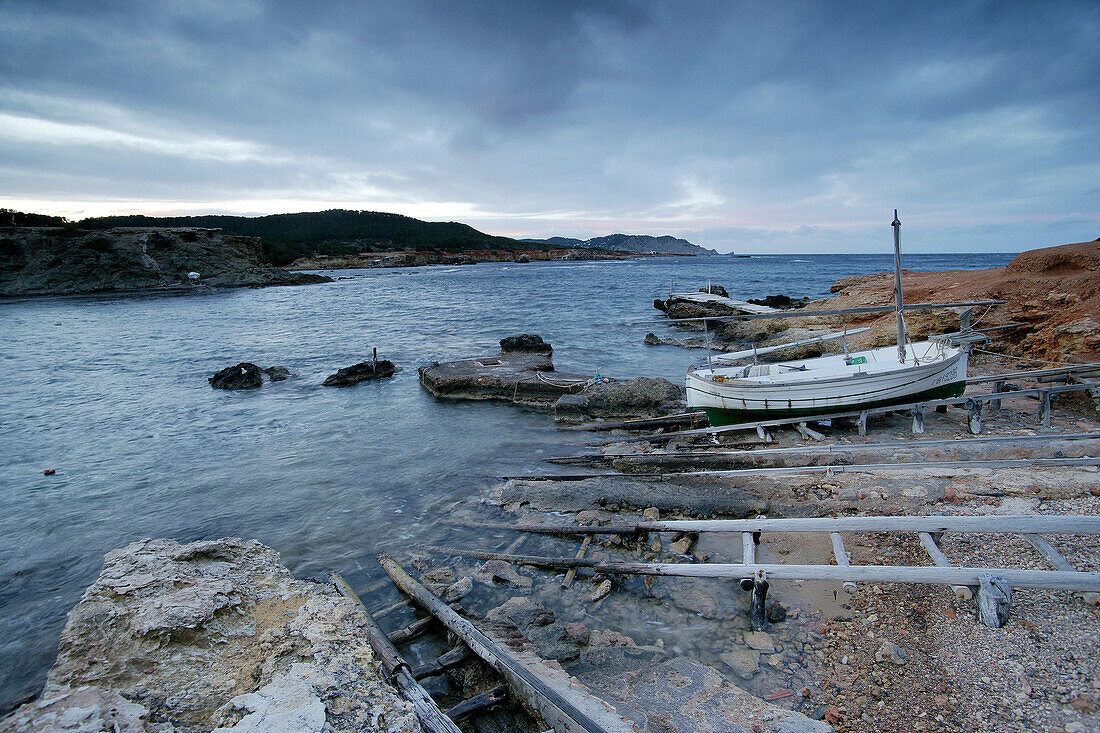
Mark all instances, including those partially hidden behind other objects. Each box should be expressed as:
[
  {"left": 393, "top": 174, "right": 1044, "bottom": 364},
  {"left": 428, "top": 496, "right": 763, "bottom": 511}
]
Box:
[{"left": 638, "top": 299, "right": 1008, "bottom": 324}]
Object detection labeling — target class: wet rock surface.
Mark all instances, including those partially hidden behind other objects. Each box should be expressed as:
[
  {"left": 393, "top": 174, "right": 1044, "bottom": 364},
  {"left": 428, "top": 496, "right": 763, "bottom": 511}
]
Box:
[
  {"left": 0, "top": 538, "right": 418, "bottom": 733},
  {"left": 209, "top": 362, "right": 263, "bottom": 390},
  {"left": 0, "top": 227, "right": 332, "bottom": 297},
  {"left": 554, "top": 377, "right": 685, "bottom": 421},
  {"left": 499, "top": 333, "right": 552, "bottom": 354},
  {"left": 418, "top": 350, "right": 589, "bottom": 407},
  {"left": 322, "top": 360, "right": 399, "bottom": 386}
]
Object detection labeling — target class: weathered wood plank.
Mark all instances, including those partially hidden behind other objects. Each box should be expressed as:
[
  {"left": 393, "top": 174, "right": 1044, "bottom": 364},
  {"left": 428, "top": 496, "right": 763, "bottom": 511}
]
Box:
[
  {"left": 414, "top": 549, "right": 1100, "bottom": 591},
  {"left": 829, "top": 532, "right": 857, "bottom": 595},
  {"left": 447, "top": 514, "right": 1100, "bottom": 536},
  {"left": 380, "top": 556, "right": 634, "bottom": 733},
  {"left": 1023, "top": 534, "right": 1100, "bottom": 607},
  {"left": 330, "top": 573, "right": 463, "bottom": 733},
  {"left": 917, "top": 532, "right": 973, "bottom": 600}
]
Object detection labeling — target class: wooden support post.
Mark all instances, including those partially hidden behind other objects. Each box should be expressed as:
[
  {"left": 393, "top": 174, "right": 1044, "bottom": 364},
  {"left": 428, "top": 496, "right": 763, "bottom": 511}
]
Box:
[
  {"left": 740, "top": 532, "right": 755, "bottom": 590},
  {"left": 756, "top": 425, "right": 771, "bottom": 442},
  {"left": 795, "top": 422, "right": 825, "bottom": 441},
  {"left": 1023, "top": 534, "right": 1100, "bottom": 607},
  {"left": 978, "top": 574, "right": 1012, "bottom": 628},
  {"left": 858, "top": 410, "right": 868, "bottom": 436},
  {"left": 990, "top": 380, "right": 1005, "bottom": 412},
  {"left": 917, "top": 532, "right": 973, "bottom": 600},
  {"left": 372, "top": 598, "right": 412, "bottom": 620},
  {"left": 1040, "top": 390, "right": 1052, "bottom": 427},
  {"left": 330, "top": 573, "right": 463, "bottom": 733},
  {"left": 829, "top": 532, "right": 857, "bottom": 594},
  {"left": 967, "top": 399, "right": 983, "bottom": 435},
  {"left": 911, "top": 405, "right": 925, "bottom": 434},
  {"left": 749, "top": 572, "right": 769, "bottom": 631},
  {"left": 562, "top": 535, "right": 592, "bottom": 589}
]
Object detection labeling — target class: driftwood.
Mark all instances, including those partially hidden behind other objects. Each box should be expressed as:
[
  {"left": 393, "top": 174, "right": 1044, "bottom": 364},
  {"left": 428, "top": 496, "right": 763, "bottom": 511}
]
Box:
[
  {"left": 445, "top": 685, "right": 509, "bottom": 722},
  {"left": 561, "top": 535, "right": 592, "bottom": 589},
  {"left": 330, "top": 573, "right": 462, "bottom": 733},
  {"left": 917, "top": 532, "right": 974, "bottom": 600},
  {"left": 388, "top": 615, "right": 439, "bottom": 645},
  {"left": 978, "top": 574, "right": 1012, "bottom": 628},
  {"left": 380, "top": 555, "right": 634, "bottom": 733},
  {"left": 416, "top": 546, "right": 1100, "bottom": 592},
  {"left": 411, "top": 645, "right": 473, "bottom": 680}
]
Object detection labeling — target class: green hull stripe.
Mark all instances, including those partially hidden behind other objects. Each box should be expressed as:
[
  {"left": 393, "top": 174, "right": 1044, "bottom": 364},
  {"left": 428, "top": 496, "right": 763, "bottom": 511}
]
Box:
[{"left": 700, "top": 381, "right": 967, "bottom": 426}]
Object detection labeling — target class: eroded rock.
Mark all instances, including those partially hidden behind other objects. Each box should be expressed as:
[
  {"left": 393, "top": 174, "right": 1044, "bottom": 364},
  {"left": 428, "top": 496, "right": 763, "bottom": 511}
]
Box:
[
  {"left": 0, "top": 538, "right": 418, "bottom": 733},
  {"left": 322, "top": 360, "right": 399, "bottom": 386},
  {"left": 209, "top": 363, "right": 263, "bottom": 390}
]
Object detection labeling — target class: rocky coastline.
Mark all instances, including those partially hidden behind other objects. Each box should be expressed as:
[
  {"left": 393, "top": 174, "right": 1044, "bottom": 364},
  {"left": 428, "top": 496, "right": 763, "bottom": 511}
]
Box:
[{"left": 0, "top": 227, "right": 332, "bottom": 297}]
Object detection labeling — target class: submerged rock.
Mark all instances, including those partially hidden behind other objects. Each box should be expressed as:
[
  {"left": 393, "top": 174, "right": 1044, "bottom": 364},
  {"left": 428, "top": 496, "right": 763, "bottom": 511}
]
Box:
[
  {"left": 322, "top": 360, "right": 399, "bottom": 386},
  {"left": 499, "top": 333, "right": 552, "bottom": 354},
  {"left": 0, "top": 537, "right": 417, "bottom": 732},
  {"left": 262, "top": 366, "right": 292, "bottom": 382},
  {"left": 209, "top": 362, "right": 263, "bottom": 390}
]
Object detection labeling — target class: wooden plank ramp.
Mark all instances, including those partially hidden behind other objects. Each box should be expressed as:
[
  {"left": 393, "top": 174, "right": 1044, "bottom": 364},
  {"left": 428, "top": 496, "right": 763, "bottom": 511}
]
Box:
[
  {"left": 431, "top": 513, "right": 1100, "bottom": 629},
  {"left": 379, "top": 555, "right": 635, "bottom": 733}
]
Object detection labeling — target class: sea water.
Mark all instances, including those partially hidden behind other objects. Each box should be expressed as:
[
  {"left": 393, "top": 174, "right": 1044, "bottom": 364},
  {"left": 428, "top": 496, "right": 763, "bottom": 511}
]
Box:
[{"left": 0, "top": 252, "right": 1013, "bottom": 710}]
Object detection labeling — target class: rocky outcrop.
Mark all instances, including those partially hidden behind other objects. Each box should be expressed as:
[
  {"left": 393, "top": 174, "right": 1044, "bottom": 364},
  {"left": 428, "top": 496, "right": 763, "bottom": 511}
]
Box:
[
  {"left": 746, "top": 294, "right": 809, "bottom": 310},
  {"left": 499, "top": 334, "right": 552, "bottom": 354},
  {"left": 0, "top": 227, "right": 332, "bottom": 297},
  {"left": 209, "top": 363, "right": 264, "bottom": 390},
  {"left": 419, "top": 351, "right": 588, "bottom": 407},
  {"left": 322, "top": 361, "right": 399, "bottom": 386},
  {"left": 814, "top": 239, "right": 1100, "bottom": 362},
  {"left": 0, "top": 537, "right": 418, "bottom": 733},
  {"left": 553, "top": 377, "right": 685, "bottom": 421}
]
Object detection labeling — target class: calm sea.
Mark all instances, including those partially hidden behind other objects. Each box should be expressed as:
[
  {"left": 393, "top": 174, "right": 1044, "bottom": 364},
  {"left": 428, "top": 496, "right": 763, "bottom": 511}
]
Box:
[{"left": 0, "top": 252, "right": 1013, "bottom": 710}]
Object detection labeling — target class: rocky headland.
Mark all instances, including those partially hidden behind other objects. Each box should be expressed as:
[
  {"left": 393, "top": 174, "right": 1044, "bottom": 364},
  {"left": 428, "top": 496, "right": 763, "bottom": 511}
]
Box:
[{"left": 0, "top": 227, "right": 332, "bottom": 297}]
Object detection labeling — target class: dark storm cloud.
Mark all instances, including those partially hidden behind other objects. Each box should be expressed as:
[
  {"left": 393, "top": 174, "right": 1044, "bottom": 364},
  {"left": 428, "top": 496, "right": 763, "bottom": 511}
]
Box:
[{"left": 0, "top": 1, "right": 1097, "bottom": 250}]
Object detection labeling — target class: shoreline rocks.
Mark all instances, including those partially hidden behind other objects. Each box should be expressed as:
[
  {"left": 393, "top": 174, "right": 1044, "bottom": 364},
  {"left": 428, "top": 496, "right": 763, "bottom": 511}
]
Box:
[
  {"left": 0, "top": 537, "right": 417, "bottom": 732},
  {"left": 0, "top": 227, "right": 333, "bottom": 297},
  {"left": 553, "top": 377, "right": 685, "bottom": 421},
  {"left": 419, "top": 350, "right": 586, "bottom": 406},
  {"left": 322, "top": 360, "right": 399, "bottom": 386},
  {"left": 499, "top": 334, "right": 552, "bottom": 354},
  {"left": 209, "top": 362, "right": 263, "bottom": 390}
]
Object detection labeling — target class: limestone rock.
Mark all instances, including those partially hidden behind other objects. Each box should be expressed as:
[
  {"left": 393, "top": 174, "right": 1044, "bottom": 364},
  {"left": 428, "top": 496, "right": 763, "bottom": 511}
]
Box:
[
  {"left": 554, "top": 377, "right": 685, "bottom": 420},
  {"left": 873, "top": 640, "right": 908, "bottom": 666},
  {"left": 719, "top": 649, "right": 760, "bottom": 679},
  {"left": 473, "top": 560, "right": 532, "bottom": 588},
  {"left": 743, "top": 631, "right": 776, "bottom": 652},
  {"left": 0, "top": 538, "right": 418, "bottom": 733}
]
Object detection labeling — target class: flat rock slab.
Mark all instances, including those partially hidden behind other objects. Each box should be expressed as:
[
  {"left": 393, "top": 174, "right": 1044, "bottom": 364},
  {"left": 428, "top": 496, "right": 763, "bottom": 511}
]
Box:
[{"left": 419, "top": 352, "right": 589, "bottom": 406}]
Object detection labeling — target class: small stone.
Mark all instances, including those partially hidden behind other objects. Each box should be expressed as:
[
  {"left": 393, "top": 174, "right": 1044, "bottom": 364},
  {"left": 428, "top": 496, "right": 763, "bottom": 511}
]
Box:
[
  {"left": 650, "top": 536, "right": 663, "bottom": 553},
  {"left": 670, "top": 537, "right": 692, "bottom": 555},
  {"left": 824, "top": 707, "right": 842, "bottom": 725},
  {"left": 720, "top": 649, "right": 760, "bottom": 679},
  {"left": 766, "top": 602, "right": 787, "bottom": 623},
  {"left": 874, "top": 641, "right": 908, "bottom": 665},
  {"left": 743, "top": 631, "right": 775, "bottom": 652},
  {"left": 643, "top": 507, "right": 660, "bottom": 521},
  {"left": 1066, "top": 723, "right": 1086, "bottom": 733},
  {"left": 589, "top": 579, "right": 612, "bottom": 602},
  {"left": 563, "top": 622, "right": 590, "bottom": 645}
]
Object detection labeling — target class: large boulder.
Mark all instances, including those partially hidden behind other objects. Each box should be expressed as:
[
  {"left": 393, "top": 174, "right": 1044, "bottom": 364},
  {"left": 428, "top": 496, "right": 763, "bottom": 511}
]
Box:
[
  {"left": 209, "top": 362, "right": 263, "bottom": 390},
  {"left": 0, "top": 537, "right": 418, "bottom": 732},
  {"left": 322, "top": 360, "right": 399, "bottom": 386},
  {"left": 554, "top": 377, "right": 685, "bottom": 420},
  {"left": 499, "top": 334, "right": 552, "bottom": 354}
]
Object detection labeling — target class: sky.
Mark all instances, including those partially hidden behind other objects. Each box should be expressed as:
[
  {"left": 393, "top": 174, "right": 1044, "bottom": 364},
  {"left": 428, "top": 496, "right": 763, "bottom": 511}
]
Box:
[{"left": 0, "top": 1, "right": 1097, "bottom": 253}]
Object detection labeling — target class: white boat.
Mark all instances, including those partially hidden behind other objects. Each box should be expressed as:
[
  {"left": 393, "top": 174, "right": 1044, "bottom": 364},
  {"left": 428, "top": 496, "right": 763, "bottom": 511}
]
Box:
[{"left": 686, "top": 211, "right": 969, "bottom": 425}]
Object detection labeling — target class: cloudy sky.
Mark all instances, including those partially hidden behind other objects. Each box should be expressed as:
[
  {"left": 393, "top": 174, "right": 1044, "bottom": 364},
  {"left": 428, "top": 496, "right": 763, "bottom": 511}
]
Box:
[{"left": 1, "top": 1, "right": 1097, "bottom": 253}]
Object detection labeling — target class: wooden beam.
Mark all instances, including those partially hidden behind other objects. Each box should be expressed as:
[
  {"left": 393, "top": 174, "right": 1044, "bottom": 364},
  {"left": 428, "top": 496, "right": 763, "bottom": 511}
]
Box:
[
  {"left": 561, "top": 535, "right": 592, "bottom": 589},
  {"left": 502, "top": 456, "right": 1100, "bottom": 482},
  {"left": 966, "top": 363, "right": 1100, "bottom": 384},
  {"left": 330, "top": 573, "right": 463, "bottom": 733},
  {"left": 443, "top": 514, "right": 1100, "bottom": 536},
  {"left": 1023, "top": 534, "right": 1100, "bottom": 607},
  {"left": 412, "top": 550, "right": 1100, "bottom": 592},
  {"left": 380, "top": 556, "right": 634, "bottom": 733},
  {"left": 917, "top": 532, "right": 973, "bottom": 600},
  {"left": 829, "top": 533, "right": 857, "bottom": 595}
]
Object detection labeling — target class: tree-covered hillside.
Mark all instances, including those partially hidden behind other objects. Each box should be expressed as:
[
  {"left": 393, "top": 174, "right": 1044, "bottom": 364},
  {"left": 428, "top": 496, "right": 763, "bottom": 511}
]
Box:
[{"left": 79, "top": 209, "right": 530, "bottom": 265}]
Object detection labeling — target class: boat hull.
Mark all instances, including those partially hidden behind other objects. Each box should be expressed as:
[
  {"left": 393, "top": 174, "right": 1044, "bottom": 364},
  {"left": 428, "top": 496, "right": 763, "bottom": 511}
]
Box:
[{"left": 687, "top": 343, "right": 968, "bottom": 426}]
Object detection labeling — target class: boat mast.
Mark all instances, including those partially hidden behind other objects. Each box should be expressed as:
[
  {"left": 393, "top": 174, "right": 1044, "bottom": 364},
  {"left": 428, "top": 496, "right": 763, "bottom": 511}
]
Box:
[{"left": 892, "top": 209, "right": 907, "bottom": 363}]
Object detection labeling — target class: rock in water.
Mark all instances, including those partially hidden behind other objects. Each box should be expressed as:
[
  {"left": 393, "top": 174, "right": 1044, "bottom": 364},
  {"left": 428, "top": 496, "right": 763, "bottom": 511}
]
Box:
[
  {"left": 553, "top": 377, "right": 685, "bottom": 420},
  {"left": 262, "top": 366, "right": 291, "bottom": 382},
  {"left": 699, "top": 284, "right": 729, "bottom": 298},
  {"left": 0, "top": 537, "right": 418, "bottom": 732},
  {"left": 209, "top": 362, "right": 263, "bottom": 390},
  {"left": 499, "top": 334, "right": 552, "bottom": 354},
  {"left": 322, "top": 360, "right": 399, "bottom": 386}
]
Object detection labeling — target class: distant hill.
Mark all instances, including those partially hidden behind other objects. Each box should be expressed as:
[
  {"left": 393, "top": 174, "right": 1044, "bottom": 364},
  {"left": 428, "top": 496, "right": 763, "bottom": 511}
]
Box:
[
  {"left": 79, "top": 210, "right": 535, "bottom": 266},
  {"left": 523, "top": 233, "right": 715, "bottom": 255}
]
